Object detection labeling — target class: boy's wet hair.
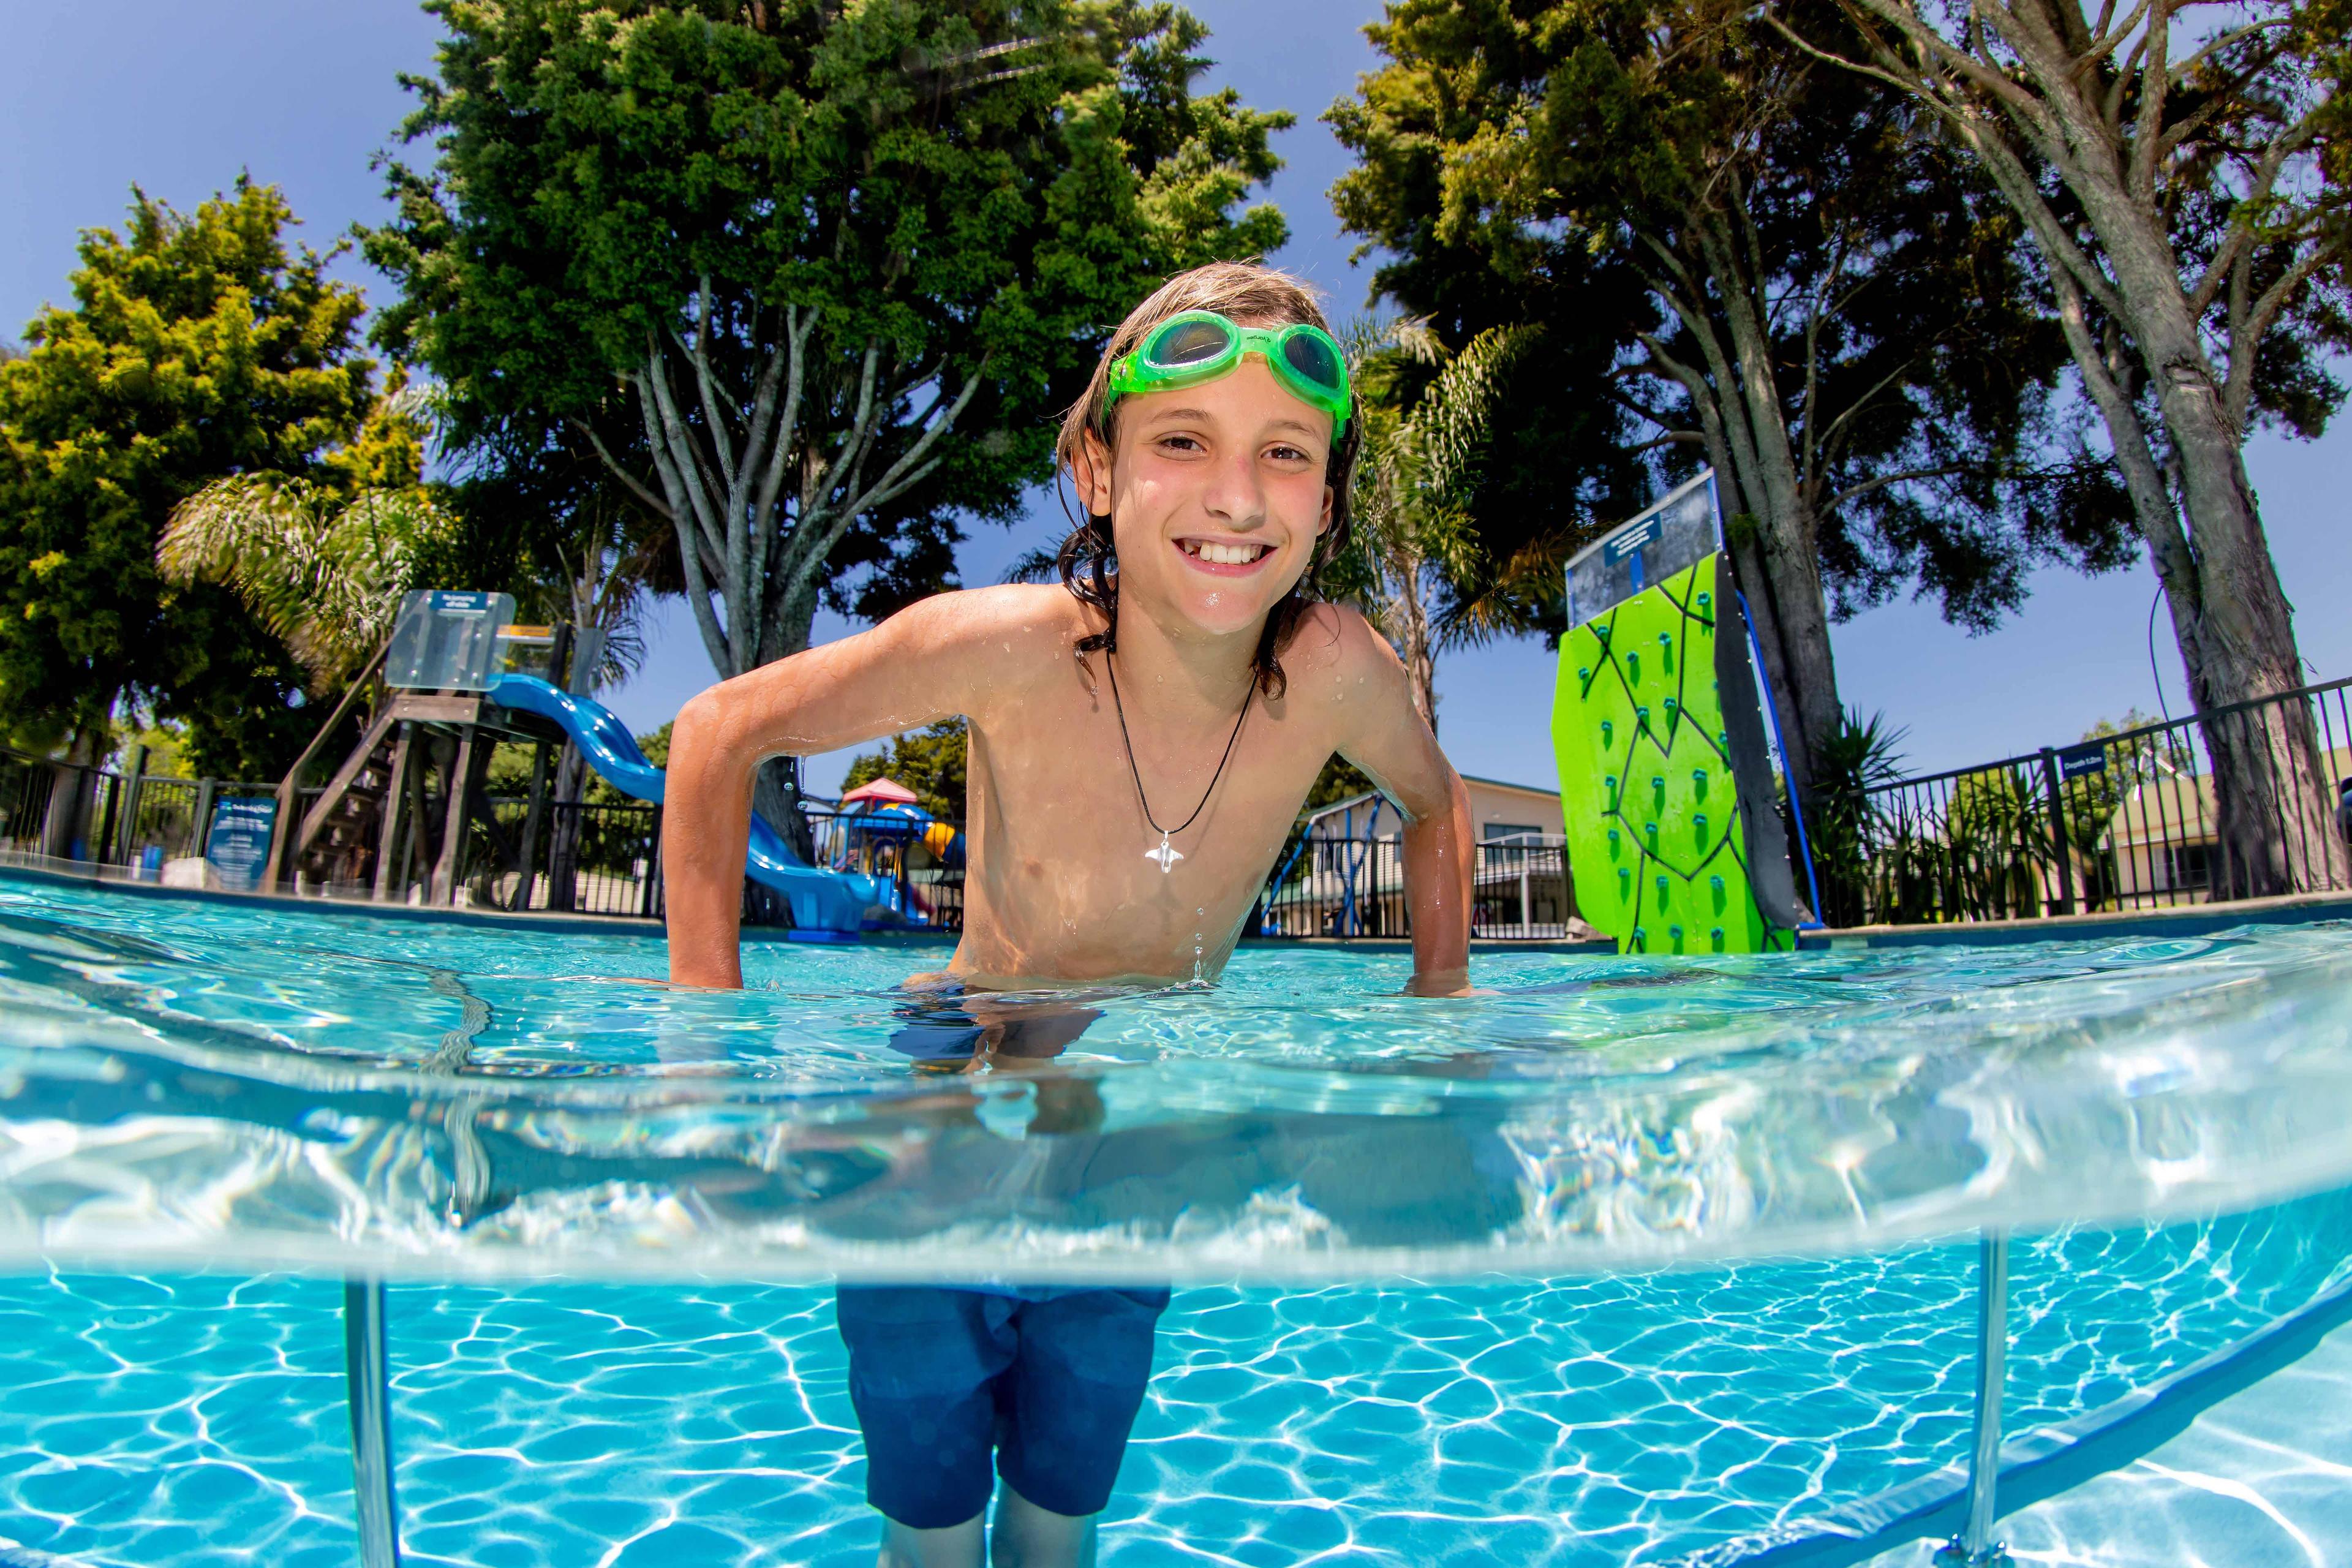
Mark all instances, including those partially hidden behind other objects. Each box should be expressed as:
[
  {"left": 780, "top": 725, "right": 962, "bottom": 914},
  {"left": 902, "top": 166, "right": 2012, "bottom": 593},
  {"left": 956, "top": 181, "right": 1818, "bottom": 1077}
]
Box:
[{"left": 1053, "top": 262, "right": 1359, "bottom": 698}]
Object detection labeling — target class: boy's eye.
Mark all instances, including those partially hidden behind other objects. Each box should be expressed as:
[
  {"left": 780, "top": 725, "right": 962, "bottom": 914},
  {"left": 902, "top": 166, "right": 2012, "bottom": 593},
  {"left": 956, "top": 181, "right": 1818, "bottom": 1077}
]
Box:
[
  {"left": 1156, "top": 434, "right": 1205, "bottom": 453},
  {"left": 1265, "top": 443, "right": 1312, "bottom": 464}
]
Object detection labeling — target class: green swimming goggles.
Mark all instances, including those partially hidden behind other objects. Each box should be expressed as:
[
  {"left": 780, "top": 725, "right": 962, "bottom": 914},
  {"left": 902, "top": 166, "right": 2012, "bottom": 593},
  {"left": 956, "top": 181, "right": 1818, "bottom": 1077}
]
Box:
[{"left": 1104, "top": 311, "right": 1352, "bottom": 438}]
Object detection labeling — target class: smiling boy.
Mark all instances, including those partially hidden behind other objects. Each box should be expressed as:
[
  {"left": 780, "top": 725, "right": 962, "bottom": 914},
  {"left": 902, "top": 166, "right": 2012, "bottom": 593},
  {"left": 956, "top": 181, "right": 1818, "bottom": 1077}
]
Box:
[{"left": 664, "top": 263, "right": 1474, "bottom": 1567}]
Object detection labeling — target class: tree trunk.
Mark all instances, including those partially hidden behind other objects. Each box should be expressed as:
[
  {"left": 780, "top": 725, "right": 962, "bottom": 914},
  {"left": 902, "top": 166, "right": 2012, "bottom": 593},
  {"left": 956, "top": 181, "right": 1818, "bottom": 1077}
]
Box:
[
  {"left": 1392, "top": 549, "right": 1438, "bottom": 734},
  {"left": 2051, "top": 153, "right": 2343, "bottom": 895},
  {"left": 1644, "top": 209, "right": 1845, "bottom": 799},
  {"left": 1722, "top": 522, "right": 1828, "bottom": 799},
  {"left": 1823, "top": 0, "right": 2346, "bottom": 899},
  {"left": 2154, "top": 383, "right": 2343, "bottom": 895},
  {"left": 544, "top": 741, "right": 586, "bottom": 912}
]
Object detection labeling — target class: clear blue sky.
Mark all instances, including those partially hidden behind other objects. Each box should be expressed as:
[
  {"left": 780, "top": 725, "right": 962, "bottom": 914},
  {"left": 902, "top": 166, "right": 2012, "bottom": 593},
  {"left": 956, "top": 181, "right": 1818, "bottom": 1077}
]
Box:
[{"left": 4, "top": 0, "right": 2345, "bottom": 796}]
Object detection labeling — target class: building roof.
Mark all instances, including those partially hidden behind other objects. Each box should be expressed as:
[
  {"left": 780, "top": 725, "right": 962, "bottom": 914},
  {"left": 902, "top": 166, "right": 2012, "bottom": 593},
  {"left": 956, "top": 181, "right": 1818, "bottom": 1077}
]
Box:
[
  {"left": 841, "top": 777, "right": 921, "bottom": 805},
  {"left": 1458, "top": 772, "right": 1559, "bottom": 798},
  {"left": 1300, "top": 772, "right": 1557, "bottom": 825}
]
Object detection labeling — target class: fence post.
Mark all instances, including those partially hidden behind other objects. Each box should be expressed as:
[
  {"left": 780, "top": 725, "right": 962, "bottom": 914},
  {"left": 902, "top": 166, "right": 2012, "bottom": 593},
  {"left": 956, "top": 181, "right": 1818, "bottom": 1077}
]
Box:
[
  {"left": 639, "top": 804, "right": 664, "bottom": 920},
  {"left": 514, "top": 741, "right": 552, "bottom": 911},
  {"left": 2037, "top": 749, "right": 2075, "bottom": 917},
  {"left": 191, "top": 778, "right": 217, "bottom": 860},
  {"left": 115, "top": 745, "right": 148, "bottom": 865}
]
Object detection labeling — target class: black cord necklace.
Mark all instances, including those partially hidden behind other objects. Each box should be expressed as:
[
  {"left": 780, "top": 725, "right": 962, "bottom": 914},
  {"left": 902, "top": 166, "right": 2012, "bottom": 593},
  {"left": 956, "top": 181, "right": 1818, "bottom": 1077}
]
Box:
[{"left": 1106, "top": 649, "right": 1254, "bottom": 873}]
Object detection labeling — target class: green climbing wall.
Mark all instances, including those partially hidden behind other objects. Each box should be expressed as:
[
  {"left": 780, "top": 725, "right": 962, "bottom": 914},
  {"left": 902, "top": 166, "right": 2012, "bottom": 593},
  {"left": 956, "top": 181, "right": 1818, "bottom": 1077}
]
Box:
[{"left": 1551, "top": 552, "right": 1801, "bottom": 956}]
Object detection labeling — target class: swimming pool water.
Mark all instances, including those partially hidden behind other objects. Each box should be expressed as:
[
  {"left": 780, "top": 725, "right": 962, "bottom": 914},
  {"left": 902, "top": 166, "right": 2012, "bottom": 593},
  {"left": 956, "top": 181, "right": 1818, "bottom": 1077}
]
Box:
[
  {"left": 3, "top": 876, "right": 2352, "bottom": 1564},
  {"left": 1, "top": 879, "right": 2350, "bottom": 1280},
  {"left": 5, "top": 1188, "right": 2348, "bottom": 1567}
]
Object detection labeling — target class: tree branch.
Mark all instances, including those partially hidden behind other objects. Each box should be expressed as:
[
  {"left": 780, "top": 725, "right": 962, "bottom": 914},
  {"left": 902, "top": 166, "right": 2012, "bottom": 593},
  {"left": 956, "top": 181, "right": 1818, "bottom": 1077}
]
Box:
[
  {"left": 566, "top": 415, "right": 674, "bottom": 523},
  {"left": 2225, "top": 244, "right": 2334, "bottom": 431}
]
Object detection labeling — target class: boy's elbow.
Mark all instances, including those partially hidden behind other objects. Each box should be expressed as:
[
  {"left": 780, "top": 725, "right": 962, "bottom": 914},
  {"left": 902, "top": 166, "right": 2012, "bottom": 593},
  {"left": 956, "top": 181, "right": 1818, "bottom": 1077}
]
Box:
[{"left": 669, "top": 688, "right": 742, "bottom": 778}]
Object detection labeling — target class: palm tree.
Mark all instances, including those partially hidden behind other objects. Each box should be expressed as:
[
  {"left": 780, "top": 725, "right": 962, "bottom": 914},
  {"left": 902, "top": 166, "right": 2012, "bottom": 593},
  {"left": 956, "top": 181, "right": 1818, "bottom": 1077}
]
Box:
[
  {"left": 1330, "top": 319, "right": 1537, "bottom": 731},
  {"left": 159, "top": 474, "right": 461, "bottom": 690}
]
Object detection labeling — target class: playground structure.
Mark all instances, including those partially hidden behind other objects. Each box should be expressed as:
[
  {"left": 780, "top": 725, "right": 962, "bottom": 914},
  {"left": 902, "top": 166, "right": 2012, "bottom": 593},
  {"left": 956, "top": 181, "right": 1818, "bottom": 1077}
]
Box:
[
  {"left": 1551, "top": 473, "right": 1812, "bottom": 954},
  {"left": 264, "top": 592, "right": 915, "bottom": 938}
]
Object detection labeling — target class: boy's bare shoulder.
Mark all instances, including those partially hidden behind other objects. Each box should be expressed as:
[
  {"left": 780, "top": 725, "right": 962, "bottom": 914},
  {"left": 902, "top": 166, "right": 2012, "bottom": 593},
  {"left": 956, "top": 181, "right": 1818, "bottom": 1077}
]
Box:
[
  {"left": 890, "top": 583, "right": 1087, "bottom": 655},
  {"left": 1280, "top": 601, "right": 1410, "bottom": 696},
  {"left": 885, "top": 583, "right": 1093, "bottom": 702}
]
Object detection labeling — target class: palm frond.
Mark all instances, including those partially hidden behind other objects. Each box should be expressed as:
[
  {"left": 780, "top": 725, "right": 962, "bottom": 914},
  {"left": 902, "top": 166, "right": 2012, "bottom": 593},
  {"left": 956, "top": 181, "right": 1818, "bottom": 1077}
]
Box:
[
  {"left": 1000, "top": 545, "right": 1062, "bottom": 585},
  {"left": 162, "top": 473, "right": 461, "bottom": 690},
  {"left": 1415, "top": 325, "right": 1539, "bottom": 503}
]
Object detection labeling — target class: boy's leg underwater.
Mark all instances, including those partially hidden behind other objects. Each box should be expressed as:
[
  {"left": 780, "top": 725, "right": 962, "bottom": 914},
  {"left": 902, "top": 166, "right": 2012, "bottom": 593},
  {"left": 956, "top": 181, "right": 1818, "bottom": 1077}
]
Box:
[
  {"left": 877, "top": 1511, "right": 984, "bottom": 1568},
  {"left": 989, "top": 1485, "right": 1098, "bottom": 1568}
]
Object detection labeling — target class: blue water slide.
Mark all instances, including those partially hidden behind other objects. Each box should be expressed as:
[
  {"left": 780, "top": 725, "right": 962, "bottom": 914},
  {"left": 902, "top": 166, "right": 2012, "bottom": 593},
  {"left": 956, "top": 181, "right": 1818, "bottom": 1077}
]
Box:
[{"left": 484, "top": 673, "right": 892, "bottom": 938}]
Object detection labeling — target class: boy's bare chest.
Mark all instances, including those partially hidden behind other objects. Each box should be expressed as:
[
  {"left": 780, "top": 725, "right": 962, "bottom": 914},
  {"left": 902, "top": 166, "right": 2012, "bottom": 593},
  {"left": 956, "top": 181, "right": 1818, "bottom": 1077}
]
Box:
[{"left": 959, "top": 687, "right": 1333, "bottom": 974}]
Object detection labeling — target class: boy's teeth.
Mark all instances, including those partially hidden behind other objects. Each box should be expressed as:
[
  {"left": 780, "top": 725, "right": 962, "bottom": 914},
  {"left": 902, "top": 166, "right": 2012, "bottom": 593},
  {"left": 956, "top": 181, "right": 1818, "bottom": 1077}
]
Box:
[{"left": 1189, "top": 540, "right": 1265, "bottom": 565}]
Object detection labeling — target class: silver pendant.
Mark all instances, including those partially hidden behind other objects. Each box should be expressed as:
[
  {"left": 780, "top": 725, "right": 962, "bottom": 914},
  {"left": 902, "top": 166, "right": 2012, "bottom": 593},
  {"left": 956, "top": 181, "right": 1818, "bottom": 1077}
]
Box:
[{"left": 1145, "top": 831, "right": 1184, "bottom": 872}]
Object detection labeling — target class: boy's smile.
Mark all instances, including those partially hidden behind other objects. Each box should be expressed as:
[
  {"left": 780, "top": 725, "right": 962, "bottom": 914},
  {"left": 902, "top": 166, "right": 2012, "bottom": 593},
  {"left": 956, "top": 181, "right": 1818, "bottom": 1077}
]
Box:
[
  {"left": 1080, "top": 355, "right": 1334, "bottom": 638},
  {"left": 1172, "top": 535, "right": 1277, "bottom": 573}
]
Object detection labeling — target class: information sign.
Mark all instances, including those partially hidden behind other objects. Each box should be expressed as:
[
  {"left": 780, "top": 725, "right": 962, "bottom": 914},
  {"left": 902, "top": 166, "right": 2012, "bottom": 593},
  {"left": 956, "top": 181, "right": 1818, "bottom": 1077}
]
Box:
[{"left": 205, "top": 797, "right": 279, "bottom": 892}]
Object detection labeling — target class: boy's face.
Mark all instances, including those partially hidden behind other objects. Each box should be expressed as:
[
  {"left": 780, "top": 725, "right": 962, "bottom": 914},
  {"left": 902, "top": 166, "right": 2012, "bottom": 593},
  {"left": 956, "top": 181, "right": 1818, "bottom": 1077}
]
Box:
[{"left": 1078, "top": 353, "right": 1335, "bottom": 644}]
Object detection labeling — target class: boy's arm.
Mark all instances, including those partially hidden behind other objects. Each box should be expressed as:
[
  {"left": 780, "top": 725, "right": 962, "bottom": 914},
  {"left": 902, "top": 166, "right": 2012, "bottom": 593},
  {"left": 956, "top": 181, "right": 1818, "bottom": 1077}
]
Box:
[
  {"left": 1324, "top": 612, "right": 1477, "bottom": 996},
  {"left": 663, "top": 592, "right": 1001, "bottom": 988}
]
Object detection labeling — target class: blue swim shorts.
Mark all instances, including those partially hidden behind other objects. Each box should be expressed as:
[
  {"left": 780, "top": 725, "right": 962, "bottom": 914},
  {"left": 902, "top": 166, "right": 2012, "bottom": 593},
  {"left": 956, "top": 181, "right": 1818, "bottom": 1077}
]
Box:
[
  {"left": 834, "top": 1283, "right": 1171, "bottom": 1529},
  {"left": 886, "top": 981, "right": 1102, "bottom": 1068}
]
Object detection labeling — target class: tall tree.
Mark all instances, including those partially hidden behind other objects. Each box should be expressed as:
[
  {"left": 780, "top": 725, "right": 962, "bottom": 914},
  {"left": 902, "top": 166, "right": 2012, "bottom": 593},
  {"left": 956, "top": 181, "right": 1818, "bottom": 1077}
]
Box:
[
  {"left": 1779, "top": 0, "right": 2351, "bottom": 895},
  {"left": 368, "top": 0, "right": 1289, "bottom": 829},
  {"left": 0, "top": 181, "right": 379, "bottom": 775},
  {"left": 1331, "top": 0, "right": 2133, "bottom": 793}
]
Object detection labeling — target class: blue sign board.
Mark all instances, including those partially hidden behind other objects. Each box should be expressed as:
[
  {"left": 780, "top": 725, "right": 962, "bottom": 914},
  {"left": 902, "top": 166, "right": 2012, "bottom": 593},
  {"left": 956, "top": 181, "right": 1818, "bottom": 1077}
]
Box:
[
  {"left": 1603, "top": 517, "right": 1660, "bottom": 564},
  {"left": 205, "top": 796, "right": 278, "bottom": 892},
  {"left": 1564, "top": 471, "right": 1725, "bottom": 630},
  {"left": 2057, "top": 742, "right": 2109, "bottom": 780}
]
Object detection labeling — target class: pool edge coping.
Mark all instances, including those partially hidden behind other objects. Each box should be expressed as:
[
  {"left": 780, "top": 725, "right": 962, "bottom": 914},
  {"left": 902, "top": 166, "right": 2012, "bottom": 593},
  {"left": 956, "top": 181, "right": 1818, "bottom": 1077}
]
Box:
[
  {"left": 1796, "top": 889, "right": 2352, "bottom": 950},
  {"left": 9, "top": 854, "right": 2345, "bottom": 955}
]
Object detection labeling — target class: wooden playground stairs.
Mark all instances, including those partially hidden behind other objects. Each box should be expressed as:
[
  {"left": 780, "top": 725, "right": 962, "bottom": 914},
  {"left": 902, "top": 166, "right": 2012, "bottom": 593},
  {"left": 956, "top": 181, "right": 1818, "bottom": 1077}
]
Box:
[
  {"left": 264, "top": 641, "right": 558, "bottom": 906},
  {"left": 294, "top": 715, "right": 403, "bottom": 892}
]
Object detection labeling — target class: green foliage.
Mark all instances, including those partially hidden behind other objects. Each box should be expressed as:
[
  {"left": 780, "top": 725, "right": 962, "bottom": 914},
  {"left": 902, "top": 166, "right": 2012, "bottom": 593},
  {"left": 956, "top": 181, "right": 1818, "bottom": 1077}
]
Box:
[
  {"left": 368, "top": 0, "right": 1292, "bottom": 684},
  {"left": 445, "top": 421, "right": 679, "bottom": 693},
  {"left": 0, "top": 181, "right": 379, "bottom": 774},
  {"left": 842, "top": 720, "right": 967, "bottom": 820},
  {"left": 1804, "top": 708, "right": 1910, "bottom": 925},
  {"left": 1328, "top": 0, "right": 2136, "bottom": 643},
  {"left": 1302, "top": 755, "right": 1376, "bottom": 816},
  {"left": 109, "top": 718, "right": 195, "bottom": 780}
]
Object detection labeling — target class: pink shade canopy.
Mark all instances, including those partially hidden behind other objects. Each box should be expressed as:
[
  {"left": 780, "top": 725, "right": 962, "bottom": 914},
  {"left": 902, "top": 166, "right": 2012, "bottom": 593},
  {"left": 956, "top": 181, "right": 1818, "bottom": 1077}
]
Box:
[{"left": 840, "top": 778, "right": 921, "bottom": 806}]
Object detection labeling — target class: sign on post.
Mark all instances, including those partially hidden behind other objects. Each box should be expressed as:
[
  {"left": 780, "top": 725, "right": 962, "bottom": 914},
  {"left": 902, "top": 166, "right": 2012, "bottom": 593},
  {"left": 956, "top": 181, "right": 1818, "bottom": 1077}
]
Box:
[
  {"left": 2057, "top": 742, "right": 2109, "bottom": 781},
  {"left": 205, "top": 797, "right": 279, "bottom": 892}
]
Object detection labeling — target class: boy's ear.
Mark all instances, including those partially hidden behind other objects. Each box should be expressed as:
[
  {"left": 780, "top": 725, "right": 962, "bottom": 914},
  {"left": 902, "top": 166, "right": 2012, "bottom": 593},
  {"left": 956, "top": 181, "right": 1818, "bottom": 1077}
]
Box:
[{"left": 1074, "top": 428, "right": 1115, "bottom": 518}]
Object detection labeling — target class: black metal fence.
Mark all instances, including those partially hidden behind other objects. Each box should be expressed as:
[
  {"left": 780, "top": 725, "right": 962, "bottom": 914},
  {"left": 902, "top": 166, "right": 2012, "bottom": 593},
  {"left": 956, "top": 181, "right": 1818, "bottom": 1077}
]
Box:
[
  {"left": 1809, "top": 676, "right": 2352, "bottom": 927},
  {"left": 0, "top": 749, "right": 282, "bottom": 871},
  {"left": 21, "top": 677, "right": 2345, "bottom": 940},
  {"left": 462, "top": 796, "right": 667, "bottom": 917},
  {"left": 0, "top": 742, "right": 674, "bottom": 918},
  {"left": 1257, "top": 834, "right": 1578, "bottom": 940}
]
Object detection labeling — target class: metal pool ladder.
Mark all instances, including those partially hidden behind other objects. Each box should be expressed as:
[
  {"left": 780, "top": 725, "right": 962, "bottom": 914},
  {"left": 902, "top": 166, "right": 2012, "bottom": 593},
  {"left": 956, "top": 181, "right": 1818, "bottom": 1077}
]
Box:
[
  {"left": 344, "top": 1278, "right": 402, "bottom": 1567},
  {"left": 1934, "top": 1229, "right": 2015, "bottom": 1568}
]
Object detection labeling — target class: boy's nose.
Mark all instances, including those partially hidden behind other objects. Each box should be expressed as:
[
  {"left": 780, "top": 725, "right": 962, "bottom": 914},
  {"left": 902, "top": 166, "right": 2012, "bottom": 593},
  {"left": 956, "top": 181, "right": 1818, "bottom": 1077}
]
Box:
[{"left": 1200, "top": 452, "right": 1267, "bottom": 528}]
